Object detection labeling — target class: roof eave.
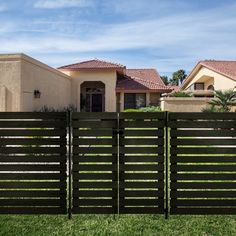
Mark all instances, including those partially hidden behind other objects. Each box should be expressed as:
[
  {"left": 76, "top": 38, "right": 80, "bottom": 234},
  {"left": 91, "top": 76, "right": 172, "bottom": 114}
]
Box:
[{"left": 116, "top": 88, "right": 172, "bottom": 93}]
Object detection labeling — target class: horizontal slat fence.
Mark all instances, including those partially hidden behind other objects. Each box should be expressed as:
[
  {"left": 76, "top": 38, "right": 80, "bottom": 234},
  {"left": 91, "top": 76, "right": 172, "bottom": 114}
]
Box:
[
  {"left": 0, "top": 112, "right": 67, "bottom": 214},
  {"left": 72, "top": 113, "right": 118, "bottom": 214},
  {"left": 1, "top": 111, "right": 236, "bottom": 216},
  {"left": 119, "top": 113, "right": 165, "bottom": 214},
  {"left": 169, "top": 112, "right": 236, "bottom": 215}
]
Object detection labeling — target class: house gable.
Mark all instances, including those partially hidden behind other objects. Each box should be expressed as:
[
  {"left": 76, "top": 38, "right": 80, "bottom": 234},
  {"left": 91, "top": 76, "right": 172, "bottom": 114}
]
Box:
[{"left": 182, "top": 61, "right": 236, "bottom": 91}]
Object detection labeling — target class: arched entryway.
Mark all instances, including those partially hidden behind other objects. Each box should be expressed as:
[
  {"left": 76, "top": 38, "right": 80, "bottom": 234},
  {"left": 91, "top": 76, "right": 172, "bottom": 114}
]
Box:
[{"left": 80, "top": 81, "right": 105, "bottom": 112}]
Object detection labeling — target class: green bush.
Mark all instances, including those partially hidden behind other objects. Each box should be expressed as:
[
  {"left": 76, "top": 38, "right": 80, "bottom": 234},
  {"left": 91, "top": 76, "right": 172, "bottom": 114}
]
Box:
[
  {"left": 37, "top": 104, "right": 77, "bottom": 112},
  {"left": 202, "top": 105, "right": 224, "bottom": 113},
  {"left": 123, "top": 109, "right": 143, "bottom": 112},
  {"left": 139, "top": 106, "right": 161, "bottom": 112},
  {"left": 169, "top": 91, "right": 192, "bottom": 97},
  {"left": 202, "top": 90, "right": 236, "bottom": 112},
  {"left": 124, "top": 106, "right": 161, "bottom": 112}
]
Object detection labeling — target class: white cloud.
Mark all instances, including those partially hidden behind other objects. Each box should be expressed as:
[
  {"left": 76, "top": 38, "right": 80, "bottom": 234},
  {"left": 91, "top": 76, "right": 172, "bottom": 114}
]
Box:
[
  {"left": 1, "top": 1, "right": 236, "bottom": 72},
  {"left": 34, "top": 0, "right": 91, "bottom": 9}
]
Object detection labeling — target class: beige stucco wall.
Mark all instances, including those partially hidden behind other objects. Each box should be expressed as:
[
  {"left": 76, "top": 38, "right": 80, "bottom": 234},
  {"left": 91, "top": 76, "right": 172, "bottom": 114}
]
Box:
[
  {"left": 0, "top": 54, "right": 72, "bottom": 112},
  {"left": 0, "top": 85, "right": 7, "bottom": 111},
  {"left": 185, "top": 67, "right": 236, "bottom": 91},
  {"left": 21, "top": 56, "right": 71, "bottom": 111},
  {"left": 0, "top": 59, "right": 21, "bottom": 111},
  {"left": 119, "top": 92, "right": 124, "bottom": 112},
  {"left": 160, "top": 97, "right": 211, "bottom": 112},
  {"left": 150, "top": 93, "right": 160, "bottom": 106},
  {"left": 63, "top": 70, "right": 117, "bottom": 112}
]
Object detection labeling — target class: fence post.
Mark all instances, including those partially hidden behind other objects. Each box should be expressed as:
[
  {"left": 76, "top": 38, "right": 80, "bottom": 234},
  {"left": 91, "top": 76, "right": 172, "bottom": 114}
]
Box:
[
  {"left": 165, "top": 111, "right": 169, "bottom": 219},
  {"left": 112, "top": 113, "right": 119, "bottom": 215},
  {"left": 68, "top": 111, "right": 72, "bottom": 219}
]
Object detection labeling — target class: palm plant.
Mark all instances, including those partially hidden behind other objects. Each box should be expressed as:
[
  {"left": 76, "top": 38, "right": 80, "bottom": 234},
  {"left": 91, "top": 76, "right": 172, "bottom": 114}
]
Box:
[{"left": 208, "top": 89, "right": 236, "bottom": 112}]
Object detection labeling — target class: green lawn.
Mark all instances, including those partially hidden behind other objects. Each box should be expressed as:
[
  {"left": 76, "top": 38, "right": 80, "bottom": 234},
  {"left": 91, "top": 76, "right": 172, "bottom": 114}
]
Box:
[{"left": 0, "top": 214, "right": 236, "bottom": 236}]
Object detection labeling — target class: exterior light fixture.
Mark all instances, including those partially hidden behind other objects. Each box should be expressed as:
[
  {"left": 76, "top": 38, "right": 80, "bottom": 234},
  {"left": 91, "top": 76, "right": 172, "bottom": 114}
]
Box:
[{"left": 34, "top": 90, "right": 41, "bottom": 98}]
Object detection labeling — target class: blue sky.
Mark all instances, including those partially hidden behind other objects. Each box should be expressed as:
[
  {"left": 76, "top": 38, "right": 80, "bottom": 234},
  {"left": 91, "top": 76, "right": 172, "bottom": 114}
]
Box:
[{"left": 0, "top": 0, "right": 236, "bottom": 77}]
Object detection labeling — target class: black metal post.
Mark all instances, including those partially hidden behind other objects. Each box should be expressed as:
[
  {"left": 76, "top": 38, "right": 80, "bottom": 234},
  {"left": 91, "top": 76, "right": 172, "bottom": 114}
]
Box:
[
  {"left": 68, "top": 111, "right": 72, "bottom": 219},
  {"left": 165, "top": 111, "right": 169, "bottom": 219}
]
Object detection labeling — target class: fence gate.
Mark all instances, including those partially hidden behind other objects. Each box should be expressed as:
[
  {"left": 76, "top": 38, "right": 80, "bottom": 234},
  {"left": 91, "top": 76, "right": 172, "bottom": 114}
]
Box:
[
  {"left": 72, "top": 112, "right": 165, "bottom": 214},
  {"left": 0, "top": 112, "right": 67, "bottom": 214},
  {"left": 169, "top": 112, "right": 236, "bottom": 215}
]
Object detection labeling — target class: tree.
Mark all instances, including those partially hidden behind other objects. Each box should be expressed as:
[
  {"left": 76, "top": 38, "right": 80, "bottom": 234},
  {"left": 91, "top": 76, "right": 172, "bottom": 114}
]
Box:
[
  {"left": 208, "top": 89, "right": 236, "bottom": 112},
  {"left": 169, "top": 69, "right": 187, "bottom": 86},
  {"left": 160, "top": 76, "right": 169, "bottom": 85}
]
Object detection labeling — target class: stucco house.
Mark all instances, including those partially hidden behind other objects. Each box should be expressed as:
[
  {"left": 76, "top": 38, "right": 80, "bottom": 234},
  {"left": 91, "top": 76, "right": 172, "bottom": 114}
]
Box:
[
  {"left": 181, "top": 60, "right": 236, "bottom": 96},
  {"left": 58, "top": 59, "right": 172, "bottom": 112},
  {"left": 161, "top": 60, "right": 236, "bottom": 112},
  {"left": 0, "top": 53, "right": 172, "bottom": 112}
]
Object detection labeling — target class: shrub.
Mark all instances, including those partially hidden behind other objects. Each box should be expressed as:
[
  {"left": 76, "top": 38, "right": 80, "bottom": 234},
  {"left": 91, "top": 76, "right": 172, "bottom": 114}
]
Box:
[
  {"left": 202, "top": 90, "right": 236, "bottom": 112},
  {"left": 37, "top": 104, "right": 77, "bottom": 112},
  {"left": 169, "top": 91, "right": 192, "bottom": 97},
  {"left": 124, "top": 106, "right": 161, "bottom": 112},
  {"left": 202, "top": 105, "right": 222, "bottom": 113},
  {"left": 139, "top": 106, "right": 161, "bottom": 112},
  {"left": 123, "top": 109, "right": 143, "bottom": 112}
]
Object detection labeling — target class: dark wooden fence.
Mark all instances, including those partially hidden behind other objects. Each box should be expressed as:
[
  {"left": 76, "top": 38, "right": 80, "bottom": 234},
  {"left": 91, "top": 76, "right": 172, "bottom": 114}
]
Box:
[
  {"left": 0, "top": 112, "right": 236, "bottom": 216},
  {"left": 71, "top": 112, "right": 165, "bottom": 214},
  {"left": 0, "top": 113, "right": 67, "bottom": 214},
  {"left": 169, "top": 112, "right": 236, "bottom": 215}
]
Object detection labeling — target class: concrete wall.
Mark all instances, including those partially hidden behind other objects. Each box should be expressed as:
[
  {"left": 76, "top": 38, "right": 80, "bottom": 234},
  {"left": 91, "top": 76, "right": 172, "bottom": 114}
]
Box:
[
  {"left": 64, "top": 70, "right": 117, "bottom": 112},
  {"left": 160, "top": 97, "right": 211, "bottom": 112},
  {"left": 21, "top": 56, "right": 71, "bottom": 111},
  {"left": 185, "top": 67, "right": 236, "bottom": 91},
  {"left": 0, "top": 59, "right": 21, "bottom": 111}
]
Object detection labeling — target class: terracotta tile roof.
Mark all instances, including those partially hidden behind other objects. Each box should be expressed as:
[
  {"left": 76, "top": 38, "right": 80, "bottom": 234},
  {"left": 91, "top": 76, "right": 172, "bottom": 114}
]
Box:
[
  {"left": 116, "top": 69, "right": 172, "bottom": 92},
  {"left": 58, "top": 59, "right": 125, "bottom": 70},
  {"left": 200, "top": 60, "right": 236, "bottom": 81},
  {"left": 126, "top": 69, "right": 164, "bottom": 84}
]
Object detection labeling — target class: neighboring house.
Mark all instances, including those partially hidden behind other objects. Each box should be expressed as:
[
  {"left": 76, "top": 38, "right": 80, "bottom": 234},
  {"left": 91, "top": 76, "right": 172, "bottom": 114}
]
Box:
[
  {"left": 58, "top": 59, "right": 172, "bottom": 112},
  {"left": 161, "top": 60, "right": 236, "bottom": 112},
  {"left": 181, "top": 60, "right": 236, "bottom": 96},
  {"left": 0, "top": 53, "right": 172, "bottom": 112}
]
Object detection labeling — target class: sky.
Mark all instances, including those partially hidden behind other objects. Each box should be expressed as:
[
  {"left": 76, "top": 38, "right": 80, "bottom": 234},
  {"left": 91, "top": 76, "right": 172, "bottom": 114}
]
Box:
[{"left": 0, "top": 0, "right": 236, "bottom": 77}]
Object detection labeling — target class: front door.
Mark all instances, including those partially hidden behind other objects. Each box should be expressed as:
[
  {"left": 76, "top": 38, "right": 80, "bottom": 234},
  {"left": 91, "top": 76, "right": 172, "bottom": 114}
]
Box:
[{"left": 92, "top": 94, "right": 103, "bottom": 112}]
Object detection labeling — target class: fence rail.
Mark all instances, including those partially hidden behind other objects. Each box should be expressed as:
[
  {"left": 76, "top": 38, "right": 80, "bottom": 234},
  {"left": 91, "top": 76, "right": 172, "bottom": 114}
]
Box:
[{"left": 0, "top": 112, "right": 236, "bottom": 217}]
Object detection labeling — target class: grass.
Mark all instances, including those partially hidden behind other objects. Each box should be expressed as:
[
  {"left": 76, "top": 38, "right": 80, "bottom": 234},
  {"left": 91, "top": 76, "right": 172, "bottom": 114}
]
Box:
[{"left": 0, "top": 214, "right": 236, "bottom": 236}]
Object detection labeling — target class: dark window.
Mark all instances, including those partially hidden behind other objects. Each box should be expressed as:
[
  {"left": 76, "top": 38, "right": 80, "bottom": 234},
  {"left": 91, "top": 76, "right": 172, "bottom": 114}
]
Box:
[
  {"left": 124, "top": 94, "right": 136, "bottom": 109},
  {"left": 124, "top": 93, "right": 146, "bottom": 109},
  {"left": 194, "top": 83, "right": 204, "bottom": 90}
]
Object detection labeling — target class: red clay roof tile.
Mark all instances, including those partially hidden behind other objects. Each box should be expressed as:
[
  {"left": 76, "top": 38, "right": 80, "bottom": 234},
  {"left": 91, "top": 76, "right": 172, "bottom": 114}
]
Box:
[
  {"left": 58, "top": 59, "right": 125, "bottom": 70},
  {"left": 116, "top": 69, "right": 172, "bottom": 92}
]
